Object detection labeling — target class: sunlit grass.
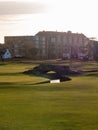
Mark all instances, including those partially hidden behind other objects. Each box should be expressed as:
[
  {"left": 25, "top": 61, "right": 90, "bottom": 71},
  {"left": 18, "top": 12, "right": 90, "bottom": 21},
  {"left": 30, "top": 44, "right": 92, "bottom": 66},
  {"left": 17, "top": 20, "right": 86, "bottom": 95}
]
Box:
[{"left": 0, "top": 61, "right": 98, "bottom": 130}]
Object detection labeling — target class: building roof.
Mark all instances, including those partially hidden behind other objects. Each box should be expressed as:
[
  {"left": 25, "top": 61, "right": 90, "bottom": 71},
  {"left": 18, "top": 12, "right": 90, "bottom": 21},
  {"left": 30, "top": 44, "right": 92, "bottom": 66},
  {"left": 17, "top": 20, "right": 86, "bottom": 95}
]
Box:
[{"left": 36, "top": 31, "right": 88, "bottom": 39}]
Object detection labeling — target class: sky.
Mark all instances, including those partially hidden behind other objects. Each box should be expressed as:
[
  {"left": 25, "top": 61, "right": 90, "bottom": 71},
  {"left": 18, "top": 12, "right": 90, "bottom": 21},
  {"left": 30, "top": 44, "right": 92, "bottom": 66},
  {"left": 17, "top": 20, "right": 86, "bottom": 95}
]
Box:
[{"left": 0, "top": 0, "right": 98, "bottom": 43}]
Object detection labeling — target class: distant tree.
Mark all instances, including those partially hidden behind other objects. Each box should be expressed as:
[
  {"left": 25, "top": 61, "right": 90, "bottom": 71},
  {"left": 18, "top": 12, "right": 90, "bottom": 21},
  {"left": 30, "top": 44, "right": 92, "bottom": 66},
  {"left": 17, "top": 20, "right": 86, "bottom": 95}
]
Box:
[
  {"left": 0, "top": 49, "right": 4, "bottom": 61},
  {"left": 28, "top": 48, "right": 40, "bottom": 59}
]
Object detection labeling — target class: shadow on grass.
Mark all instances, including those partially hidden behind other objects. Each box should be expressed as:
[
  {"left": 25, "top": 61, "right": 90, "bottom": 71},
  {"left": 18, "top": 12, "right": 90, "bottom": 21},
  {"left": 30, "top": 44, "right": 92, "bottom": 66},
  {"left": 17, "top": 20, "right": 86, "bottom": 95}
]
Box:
[
  {"left": 33, "top": 80, "right": 50, "bottom": 85},
  {"left": 0, "top": 81, "right": 68, "bottom": 92},
  {"left": 0, "top": 63, "right": 7, "bottom": 66},
  {"left": 85, "top": 72, "right": 98, "bottom": 77},
  {"left": 0, "top": 82, "right": 20, "bottom": 89},
  {"left": 0, "top": 72, "right": 22, "bottom": 76}
]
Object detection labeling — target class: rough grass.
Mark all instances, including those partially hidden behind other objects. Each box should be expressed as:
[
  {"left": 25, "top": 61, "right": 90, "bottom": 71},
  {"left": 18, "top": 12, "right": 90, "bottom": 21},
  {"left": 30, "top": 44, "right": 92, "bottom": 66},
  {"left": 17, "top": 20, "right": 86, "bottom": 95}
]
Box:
[{"left": 0, "top": 61, "right": 98, "bottom": 130}]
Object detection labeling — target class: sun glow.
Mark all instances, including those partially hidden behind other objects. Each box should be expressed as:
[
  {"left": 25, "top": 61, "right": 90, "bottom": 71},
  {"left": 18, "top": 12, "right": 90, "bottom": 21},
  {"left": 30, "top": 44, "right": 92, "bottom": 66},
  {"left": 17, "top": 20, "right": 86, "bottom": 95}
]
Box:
[{"left": 0, "top": 0, "right": 98, "bottom": 43}]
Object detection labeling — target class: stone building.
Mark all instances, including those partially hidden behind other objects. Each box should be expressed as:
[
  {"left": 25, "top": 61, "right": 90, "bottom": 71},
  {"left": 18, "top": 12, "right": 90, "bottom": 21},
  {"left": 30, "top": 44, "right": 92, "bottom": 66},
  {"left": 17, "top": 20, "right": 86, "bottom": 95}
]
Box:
[
  {"left": 90, "top": 40, "right": 98, "bottom": 61},
  {"left": 0, "top": 43, "right": 4, "bottom": 50},
  {"left": 36, "top": 31, "right": 89, "bottom": 60},
  {"left": 4, "top": 31, "right": 94, "bottom": 60},
  {"left": 4, "top": 35, "right": 46, "bottom": 59}
]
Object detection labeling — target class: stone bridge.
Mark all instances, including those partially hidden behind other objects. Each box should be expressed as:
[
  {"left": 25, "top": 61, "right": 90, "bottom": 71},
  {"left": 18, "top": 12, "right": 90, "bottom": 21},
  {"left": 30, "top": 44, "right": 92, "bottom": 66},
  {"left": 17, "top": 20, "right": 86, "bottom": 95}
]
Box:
[{"left": 24, "top": 64, "right": 80, "bottom": 82}]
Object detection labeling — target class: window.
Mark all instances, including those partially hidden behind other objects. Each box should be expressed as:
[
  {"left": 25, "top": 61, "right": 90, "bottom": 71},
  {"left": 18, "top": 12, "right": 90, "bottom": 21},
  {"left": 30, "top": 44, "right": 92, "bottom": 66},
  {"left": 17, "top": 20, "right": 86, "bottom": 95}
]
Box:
[
  {"left": 41, "top": 37, "right": 45, "bottom": 41},
  {"left": 51, "top": 37, "right": 56, "bottom": 42},
  {"left": 57, "top": 36, "right": 61, "bottom": 42},
  {"left": 35, "top": 36, "right": 39, "bottom": 41}
]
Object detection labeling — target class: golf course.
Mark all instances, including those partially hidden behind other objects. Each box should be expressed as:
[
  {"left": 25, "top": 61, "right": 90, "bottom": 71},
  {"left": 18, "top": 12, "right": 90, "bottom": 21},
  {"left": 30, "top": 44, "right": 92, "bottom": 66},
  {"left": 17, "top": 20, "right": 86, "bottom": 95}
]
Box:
[{"left": 0, "top": 60, "right": 98, "bottom": 130}]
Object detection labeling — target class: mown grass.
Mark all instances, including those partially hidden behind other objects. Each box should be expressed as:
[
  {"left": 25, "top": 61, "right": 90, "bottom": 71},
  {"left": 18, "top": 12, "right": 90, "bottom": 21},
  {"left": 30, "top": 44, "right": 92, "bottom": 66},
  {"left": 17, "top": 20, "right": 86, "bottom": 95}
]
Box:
[{"left": 0, "top": 61, "right": 98, "bottom": 130}]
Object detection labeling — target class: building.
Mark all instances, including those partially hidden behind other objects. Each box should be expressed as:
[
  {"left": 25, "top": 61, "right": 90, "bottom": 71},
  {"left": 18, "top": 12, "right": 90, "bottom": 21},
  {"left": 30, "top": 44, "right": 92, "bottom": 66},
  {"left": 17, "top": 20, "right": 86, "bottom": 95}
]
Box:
[
  {"left": 92, "top": 40, "right": 98, "bottom": 61},
  {"left": 4, "top": 31, "right": 96, "bottom": 60},
  {"left": 4, "top": 35, "right": 47, "bottom": 59},
  {"left": 36, "top": 31, "right": 89, "bottom": 60},
  {"left": 0, "top": 43, "right": 4, "bottom": 50}
]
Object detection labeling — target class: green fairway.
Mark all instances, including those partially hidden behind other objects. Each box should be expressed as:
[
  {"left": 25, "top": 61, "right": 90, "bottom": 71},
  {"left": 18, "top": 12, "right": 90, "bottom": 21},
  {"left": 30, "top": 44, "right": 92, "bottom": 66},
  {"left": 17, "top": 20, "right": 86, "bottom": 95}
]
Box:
[{"left": 0, "top": 61, "right": 98, "bottom": 130}]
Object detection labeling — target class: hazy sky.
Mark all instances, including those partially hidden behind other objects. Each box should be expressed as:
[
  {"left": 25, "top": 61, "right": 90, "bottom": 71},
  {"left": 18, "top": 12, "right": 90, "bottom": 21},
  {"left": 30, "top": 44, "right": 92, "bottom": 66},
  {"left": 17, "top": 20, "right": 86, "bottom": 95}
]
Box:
[{"left": 0, "top": 0, "right": 98, "bottom": 43}]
